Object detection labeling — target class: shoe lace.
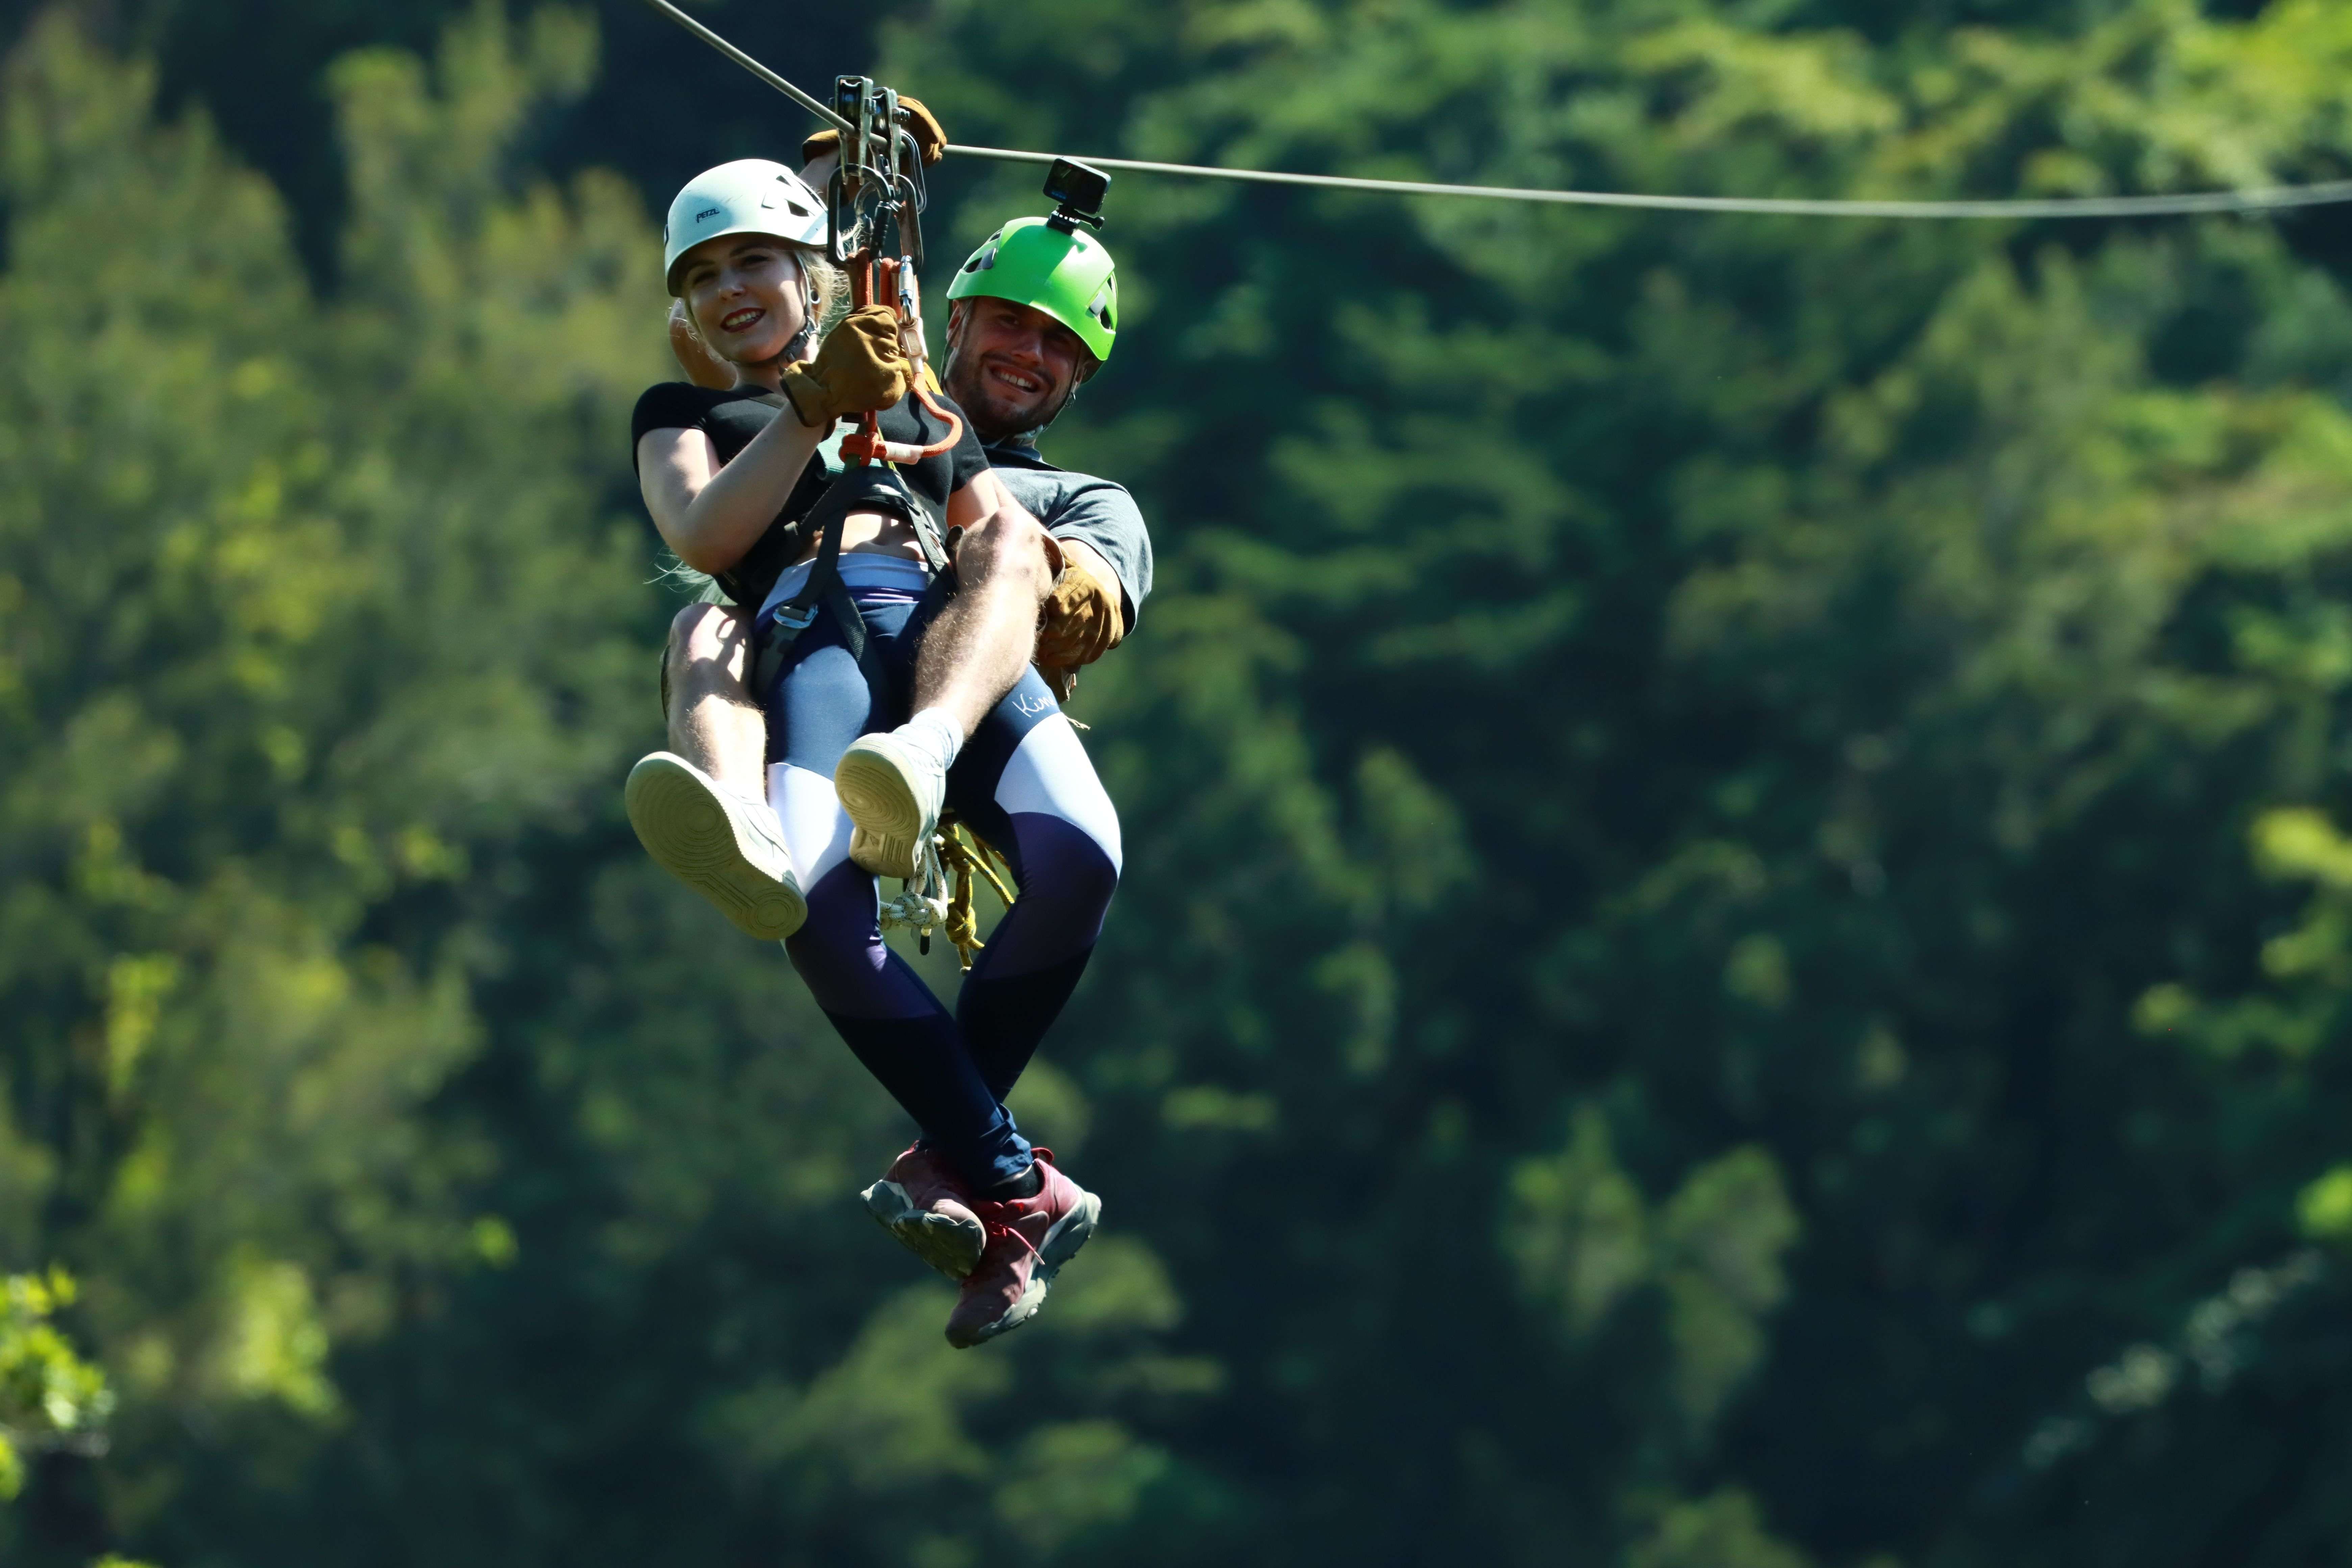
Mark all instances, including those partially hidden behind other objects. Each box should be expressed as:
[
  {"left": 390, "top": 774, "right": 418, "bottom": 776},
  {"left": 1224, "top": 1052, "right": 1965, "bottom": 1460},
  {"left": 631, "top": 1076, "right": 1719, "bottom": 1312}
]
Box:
[
  {"left": 970, "top": 1196, "right": 1044, "bottom": 1264},
  {"left": 729, "top": 789, "right": 787, "bottom": 857}
]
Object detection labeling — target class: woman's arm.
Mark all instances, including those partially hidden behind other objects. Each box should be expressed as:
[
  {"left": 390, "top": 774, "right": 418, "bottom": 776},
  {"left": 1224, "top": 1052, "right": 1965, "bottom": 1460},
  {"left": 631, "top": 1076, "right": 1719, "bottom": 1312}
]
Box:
[{"left": 636, "top": 410, "right": 830, "bottom": 574}]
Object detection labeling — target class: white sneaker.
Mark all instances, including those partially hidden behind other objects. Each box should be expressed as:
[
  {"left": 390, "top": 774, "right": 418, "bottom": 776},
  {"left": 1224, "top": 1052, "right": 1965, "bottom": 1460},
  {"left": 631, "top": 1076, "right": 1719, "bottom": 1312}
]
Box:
[
  {"left": 833, "top": 728, "right": 948, "bottom": 881},
  {"left": 624, "top": 752, "right": 807, "bottom": 940}
]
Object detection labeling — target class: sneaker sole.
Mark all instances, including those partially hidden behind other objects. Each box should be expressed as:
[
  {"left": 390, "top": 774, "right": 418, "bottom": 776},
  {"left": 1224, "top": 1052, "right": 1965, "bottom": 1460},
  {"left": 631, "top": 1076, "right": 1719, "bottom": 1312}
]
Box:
[
  {"left": 861, "top": 1179, "right": 985, "bottom": 1279},
  {"left": 625, "top": 756, "right": 806, "bottom": 941},
  {"left": 833, "top": 740, "right": 928, "bottom": 880},
  {"left": 962, "top": 1190, "right": 1102, "bottom": 1347}
]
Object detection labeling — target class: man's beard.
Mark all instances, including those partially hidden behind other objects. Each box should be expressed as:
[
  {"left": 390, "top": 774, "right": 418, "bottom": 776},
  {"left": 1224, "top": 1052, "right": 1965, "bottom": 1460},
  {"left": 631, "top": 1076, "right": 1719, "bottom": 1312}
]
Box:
[{"left": 945, "top": 351, "right": 1067, "bottom": 445}]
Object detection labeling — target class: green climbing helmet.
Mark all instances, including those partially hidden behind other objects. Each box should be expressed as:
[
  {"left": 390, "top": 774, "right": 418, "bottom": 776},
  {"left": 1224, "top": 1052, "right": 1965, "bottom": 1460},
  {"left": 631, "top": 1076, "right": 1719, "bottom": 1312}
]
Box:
[{"left": 945, "top": 217, "right": 1118, "bottom": 363}]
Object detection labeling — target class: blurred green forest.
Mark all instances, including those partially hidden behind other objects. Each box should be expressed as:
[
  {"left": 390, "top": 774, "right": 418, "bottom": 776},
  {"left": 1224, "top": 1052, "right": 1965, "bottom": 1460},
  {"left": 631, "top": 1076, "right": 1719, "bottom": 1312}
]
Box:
[{"left": 10, "top": 0, "right": 2352, "bottom": 1562}]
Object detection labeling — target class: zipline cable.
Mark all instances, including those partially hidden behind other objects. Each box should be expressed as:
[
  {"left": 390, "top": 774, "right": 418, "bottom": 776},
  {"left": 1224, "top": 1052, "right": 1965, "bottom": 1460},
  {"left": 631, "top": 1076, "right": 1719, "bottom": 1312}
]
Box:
[
  {"left": 642, "top": 0, "right": 2352, "bottom": 220},
  {"left": 948, "top": 144, "right": 2352, "bottom": 220},
  {"left": 640, "top": 0, "right": 850, "bottom": 134}
]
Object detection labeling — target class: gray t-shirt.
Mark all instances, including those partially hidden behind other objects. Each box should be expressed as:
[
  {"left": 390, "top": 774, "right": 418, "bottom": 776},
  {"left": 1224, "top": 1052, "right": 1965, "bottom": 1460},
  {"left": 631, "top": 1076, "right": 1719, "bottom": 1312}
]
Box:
[{"left": 985, "top": 442, "right": 1154, "bottom": 628}]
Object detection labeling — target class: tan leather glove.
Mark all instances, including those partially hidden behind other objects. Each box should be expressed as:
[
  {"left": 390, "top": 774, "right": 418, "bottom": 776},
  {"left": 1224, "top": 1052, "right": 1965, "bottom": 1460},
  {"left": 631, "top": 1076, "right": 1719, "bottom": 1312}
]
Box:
[
  {"left": 1035, "top": 540, "right": 1125, "bottom": 668},
  {"left": 668, "top": 300, "right": 736, "bottom": 390},
  {"left": 802, "top": 95, "right": 948, "bottom": 168},
  {"left": 779, "top": 305, "right": 909, "bottom": 428}
]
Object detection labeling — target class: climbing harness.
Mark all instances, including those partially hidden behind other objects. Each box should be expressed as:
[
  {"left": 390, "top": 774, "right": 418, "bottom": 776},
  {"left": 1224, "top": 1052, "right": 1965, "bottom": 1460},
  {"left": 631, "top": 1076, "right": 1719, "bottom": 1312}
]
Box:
[
  {"left": 637, "top": 0, "right": 2352, "bottom": 222},
  {"left": 745, "top": 466, "right": 932, "bottom": 696}
]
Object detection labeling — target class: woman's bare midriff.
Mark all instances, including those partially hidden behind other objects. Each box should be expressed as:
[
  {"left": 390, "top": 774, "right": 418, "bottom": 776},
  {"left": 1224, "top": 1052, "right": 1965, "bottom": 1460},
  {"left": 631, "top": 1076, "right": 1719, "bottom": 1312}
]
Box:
[{"left": 781, "top": 508, "right": 925, "bottom": 570}]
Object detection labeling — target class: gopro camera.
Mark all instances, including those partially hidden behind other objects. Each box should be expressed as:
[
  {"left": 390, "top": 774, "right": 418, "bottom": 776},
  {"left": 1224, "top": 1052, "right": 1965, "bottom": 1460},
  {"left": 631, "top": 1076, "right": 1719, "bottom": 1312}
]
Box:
[{"left": 1044, "top": 158, "right": 1111, "bottom": 232}]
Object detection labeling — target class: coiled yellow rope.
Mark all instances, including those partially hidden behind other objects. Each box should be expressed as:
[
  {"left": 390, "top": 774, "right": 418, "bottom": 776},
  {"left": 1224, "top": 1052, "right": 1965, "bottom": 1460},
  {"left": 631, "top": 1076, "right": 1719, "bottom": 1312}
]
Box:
[{"left": 939, "top": 812, "right": 1016, "bottom": 971}]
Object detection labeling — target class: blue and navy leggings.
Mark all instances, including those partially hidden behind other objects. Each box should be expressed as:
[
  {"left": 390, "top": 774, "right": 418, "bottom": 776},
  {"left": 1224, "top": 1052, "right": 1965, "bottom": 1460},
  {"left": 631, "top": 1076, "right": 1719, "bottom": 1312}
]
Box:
[{"left": 757, "top": 559, "right": 1121, "bottom": 1193}]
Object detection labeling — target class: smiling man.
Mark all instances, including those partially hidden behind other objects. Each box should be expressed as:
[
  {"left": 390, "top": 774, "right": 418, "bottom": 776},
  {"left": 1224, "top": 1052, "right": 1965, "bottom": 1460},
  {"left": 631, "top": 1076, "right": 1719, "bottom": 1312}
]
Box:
[
  {"left": 835, "top": 210, "right": 1158, "bottom": 1342},
  {"left": 936, "top": 214, "right": 1149, "bottom": 703},
  {"left": 848, "top": 211, "right": 1155, "bottom": 1342}
]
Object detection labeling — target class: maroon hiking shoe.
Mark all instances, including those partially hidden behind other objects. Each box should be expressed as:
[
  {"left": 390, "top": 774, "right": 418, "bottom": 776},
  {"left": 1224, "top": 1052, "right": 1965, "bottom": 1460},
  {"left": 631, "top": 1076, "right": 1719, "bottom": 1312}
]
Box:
[
  {"left": 944, "top": 1149, "right": 1101, "bottom": 1349},
  {"left": 860, "top": 1144, "right": 986, "bottom": 1279}
]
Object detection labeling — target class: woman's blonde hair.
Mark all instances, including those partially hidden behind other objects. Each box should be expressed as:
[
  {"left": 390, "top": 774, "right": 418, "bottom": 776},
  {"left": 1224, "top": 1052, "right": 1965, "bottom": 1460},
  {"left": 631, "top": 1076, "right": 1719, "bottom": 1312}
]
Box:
[{"left": 675, "top": 244, "right": 847, "bottom": 363}]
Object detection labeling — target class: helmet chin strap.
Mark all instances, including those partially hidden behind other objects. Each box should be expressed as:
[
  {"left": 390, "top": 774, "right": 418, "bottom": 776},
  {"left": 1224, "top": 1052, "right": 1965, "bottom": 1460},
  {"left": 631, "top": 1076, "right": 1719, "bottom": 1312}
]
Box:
[
  {"left": 737, "top": 292, "right": 823, "bottom": 378},
  {"left": 780, "top": 256, "right": 822, "bottom": 363},
  {"left": 1011, "top": 381, "right": 1078, "bottom": 444},
  {"left": 777, "top": 314, "right": 818, "bottom": 365}
]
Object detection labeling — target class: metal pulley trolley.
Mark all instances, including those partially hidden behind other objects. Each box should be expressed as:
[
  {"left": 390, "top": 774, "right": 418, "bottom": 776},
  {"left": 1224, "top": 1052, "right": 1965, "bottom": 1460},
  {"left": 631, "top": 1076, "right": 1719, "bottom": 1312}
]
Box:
[{"left": 824, "top": 73, "right": 964, "bottom": 468}]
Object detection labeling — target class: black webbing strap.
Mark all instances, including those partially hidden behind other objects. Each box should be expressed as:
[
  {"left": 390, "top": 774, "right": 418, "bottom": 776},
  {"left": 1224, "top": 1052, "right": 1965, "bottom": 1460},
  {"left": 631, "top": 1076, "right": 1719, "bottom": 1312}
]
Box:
[
  {"left": 910, "top": 524, "right": 965, "bottom": 630},
  {"left": 748, "top": 465, "right": 948, "bottom": 702}
]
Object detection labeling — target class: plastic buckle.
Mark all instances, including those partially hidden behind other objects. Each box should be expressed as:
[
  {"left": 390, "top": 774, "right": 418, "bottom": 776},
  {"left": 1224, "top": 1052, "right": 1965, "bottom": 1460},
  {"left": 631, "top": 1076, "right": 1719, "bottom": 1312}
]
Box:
[{"left": 775, "top": 603, "right": 818, "bottom": 632}]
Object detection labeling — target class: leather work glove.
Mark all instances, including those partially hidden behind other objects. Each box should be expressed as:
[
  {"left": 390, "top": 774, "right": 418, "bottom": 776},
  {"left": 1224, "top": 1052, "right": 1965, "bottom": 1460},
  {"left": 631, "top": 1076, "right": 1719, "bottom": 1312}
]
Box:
[
  {"left": 801, "top": 95, "right": 948, "bottom": 168},
  {"left": 1035, "top": 539, "right": 1125, "bottom": 669},
  {"left": 779, "top": 305, "right": 910, "bottom": 428},
  {"left": 668, "top": 300, "right": 736, "bottom": 390}
]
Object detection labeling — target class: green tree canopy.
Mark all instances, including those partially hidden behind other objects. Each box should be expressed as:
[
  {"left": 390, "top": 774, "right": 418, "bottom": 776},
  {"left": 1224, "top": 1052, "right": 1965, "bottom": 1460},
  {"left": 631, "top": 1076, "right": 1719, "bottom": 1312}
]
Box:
[{"left": 7, "top": 0, "right": 2352, "bottom": 1564}]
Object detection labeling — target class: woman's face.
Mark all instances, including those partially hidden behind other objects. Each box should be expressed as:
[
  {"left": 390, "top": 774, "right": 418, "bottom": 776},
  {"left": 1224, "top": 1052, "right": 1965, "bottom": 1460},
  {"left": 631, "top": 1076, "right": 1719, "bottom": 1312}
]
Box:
[{"left": 676, "top": 233, "right": 807, "bottom": 366}]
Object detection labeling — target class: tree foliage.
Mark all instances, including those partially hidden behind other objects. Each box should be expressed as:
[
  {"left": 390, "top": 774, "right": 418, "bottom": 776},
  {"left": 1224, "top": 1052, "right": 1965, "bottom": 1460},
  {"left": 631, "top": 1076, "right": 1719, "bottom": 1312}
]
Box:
[
  {"left": 7, "top": 0, "right": 2352, "bottom": 1564},
  {"left": 0, "top": 1271, "right": 112, "bottom": 1505}
]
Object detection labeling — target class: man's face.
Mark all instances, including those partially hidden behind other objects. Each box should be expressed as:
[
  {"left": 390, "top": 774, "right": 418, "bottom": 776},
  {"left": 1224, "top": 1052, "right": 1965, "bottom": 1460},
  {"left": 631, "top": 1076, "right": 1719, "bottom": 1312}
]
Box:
[{"left": 945, "top": 297, "right": 1089, "bottom": 441}]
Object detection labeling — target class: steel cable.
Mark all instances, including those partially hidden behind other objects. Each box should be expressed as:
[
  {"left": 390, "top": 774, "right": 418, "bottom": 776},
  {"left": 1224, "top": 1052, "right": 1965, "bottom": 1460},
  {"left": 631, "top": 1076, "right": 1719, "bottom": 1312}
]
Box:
[
  {"left": 640, "top": 0, "right": 851, "bottom": 134},
  {"left": 642, "top": 0, "right": 2352, "bottom": 220},
  {"left": 948, "top": 144, "right": 2352, "bottom": 220}
]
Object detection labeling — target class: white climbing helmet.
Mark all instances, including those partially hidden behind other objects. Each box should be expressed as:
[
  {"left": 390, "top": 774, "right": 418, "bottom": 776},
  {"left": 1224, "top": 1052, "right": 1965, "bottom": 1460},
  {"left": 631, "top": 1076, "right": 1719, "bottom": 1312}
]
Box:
[{"left": 662, "top": 159, "right": 829, "bottom": 296}]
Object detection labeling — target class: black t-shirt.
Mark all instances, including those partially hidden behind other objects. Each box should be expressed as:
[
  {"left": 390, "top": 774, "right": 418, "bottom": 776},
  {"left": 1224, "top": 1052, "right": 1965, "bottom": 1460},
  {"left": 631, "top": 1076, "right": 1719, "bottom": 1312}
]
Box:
[{"left": 631, "top": 382, "right": 990, "bottom": 606}]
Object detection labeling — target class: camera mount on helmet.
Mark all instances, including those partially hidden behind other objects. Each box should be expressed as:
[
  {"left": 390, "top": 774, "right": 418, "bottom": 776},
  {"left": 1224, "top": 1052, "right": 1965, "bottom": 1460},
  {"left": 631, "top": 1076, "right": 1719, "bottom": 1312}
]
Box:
[{"left": 1044, "top": 158, "right": 1111, "bottom": 235}]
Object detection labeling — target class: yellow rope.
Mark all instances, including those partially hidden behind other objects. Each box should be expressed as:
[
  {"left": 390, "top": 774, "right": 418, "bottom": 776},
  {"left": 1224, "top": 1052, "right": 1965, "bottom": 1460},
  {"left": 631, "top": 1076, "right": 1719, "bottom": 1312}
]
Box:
[{"left": 937, "top": 810, "right": 1016, "bottom": 972}]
